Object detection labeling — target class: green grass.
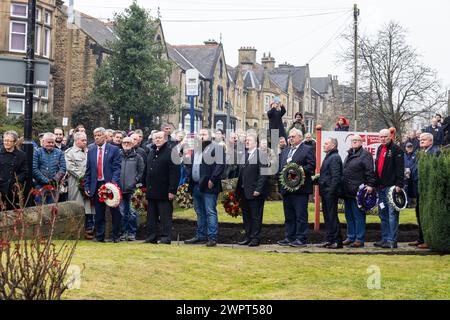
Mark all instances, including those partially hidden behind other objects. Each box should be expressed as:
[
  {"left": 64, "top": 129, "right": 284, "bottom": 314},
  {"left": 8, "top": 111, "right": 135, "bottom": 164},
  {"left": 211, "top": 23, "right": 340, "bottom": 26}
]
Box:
[
  {"left": 174, "top": 201, "right": 418, "bottom": 225},
  {"left": 63, "top": 241, "right": 450, "bottom": 300}
]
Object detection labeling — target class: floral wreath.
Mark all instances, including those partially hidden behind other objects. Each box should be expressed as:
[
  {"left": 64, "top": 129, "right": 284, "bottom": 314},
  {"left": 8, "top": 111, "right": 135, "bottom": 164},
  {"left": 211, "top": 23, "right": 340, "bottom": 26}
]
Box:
[
  {"left": 98, "top": 182, "right": 122, "bottom": 208},
  {"left": 387, "top": 186, "right": 408, "bottom": 211},
  {"left": 356, "top": 184, "right": 378, "bottom": 212},
  {"left": 176, "top": 183, "right": 193, "bottom": 209},
  {"left": 131, "top": 186, "right": 148, "bottom": 213},
  {"left": 222, "top": 191, "right": 242, "bottom": 218},
  {"left": 279, "top": 162, "right": 305, "bottom": 192}
]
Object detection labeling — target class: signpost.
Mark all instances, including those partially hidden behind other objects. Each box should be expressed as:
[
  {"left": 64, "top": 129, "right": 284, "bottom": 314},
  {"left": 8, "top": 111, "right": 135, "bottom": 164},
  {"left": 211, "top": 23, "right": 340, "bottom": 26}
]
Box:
[
  {"left": 0, "top": 56, "right": 50, "bottom": 88},
  {"left": 186, "top": 69, "right": 199, "bottom": 135}
]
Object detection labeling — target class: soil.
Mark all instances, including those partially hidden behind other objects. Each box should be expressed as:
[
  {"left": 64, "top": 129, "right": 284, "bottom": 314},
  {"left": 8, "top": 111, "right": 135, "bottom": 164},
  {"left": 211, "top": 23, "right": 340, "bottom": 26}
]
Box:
[{"left": 136, "top": 219, "right": 419, "bottom": 244}]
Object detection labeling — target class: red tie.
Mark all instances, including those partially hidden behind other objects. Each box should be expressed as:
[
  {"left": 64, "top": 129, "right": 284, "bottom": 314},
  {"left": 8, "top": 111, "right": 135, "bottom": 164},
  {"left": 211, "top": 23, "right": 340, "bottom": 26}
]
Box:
[{"left": 97, "top": 146, "right": 103, "bottom": 180}]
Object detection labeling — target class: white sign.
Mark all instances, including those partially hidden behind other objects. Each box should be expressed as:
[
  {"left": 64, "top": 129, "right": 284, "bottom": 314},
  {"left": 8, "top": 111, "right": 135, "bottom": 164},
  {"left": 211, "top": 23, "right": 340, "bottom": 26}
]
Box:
[
  {"left": 320, "top": 131, "right": 381, "bottom": 163},
  {"left": 62, "top": 117, "right": 69, "bottom": 127},
  {"left": 186, "top": 69, "right": 199, "bottom": 96}
]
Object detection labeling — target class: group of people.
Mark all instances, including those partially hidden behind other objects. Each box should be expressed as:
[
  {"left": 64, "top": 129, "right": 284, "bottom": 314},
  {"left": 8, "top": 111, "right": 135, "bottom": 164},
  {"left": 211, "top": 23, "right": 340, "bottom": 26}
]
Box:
[{"left": 0, "top": 104, "right": 447, "bottom": 248}]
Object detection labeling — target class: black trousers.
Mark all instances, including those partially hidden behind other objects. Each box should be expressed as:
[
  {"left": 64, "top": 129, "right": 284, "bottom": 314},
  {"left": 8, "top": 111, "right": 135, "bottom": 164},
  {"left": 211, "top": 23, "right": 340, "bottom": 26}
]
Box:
[
  {"left": 93, "top": 182, "right": 121, "bottom": 241},
  {"left": 415, "top": 197, "right": 424, "bottom": 243},
  {"left": 321, "top": 195, "right": 342, "bottom": 244},
  {"left": 241, "top": 198, "right": 265, "bottom": 243},
  {"left": 147, "top": 199, "right": 173, "bottom": 242}
]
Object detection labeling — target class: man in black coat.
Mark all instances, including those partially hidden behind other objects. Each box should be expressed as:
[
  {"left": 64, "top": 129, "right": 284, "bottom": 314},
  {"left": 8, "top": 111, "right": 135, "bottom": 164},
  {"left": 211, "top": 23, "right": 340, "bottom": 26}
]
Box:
[
  {"left": 278, "top": 128, "right": 316, "bottom": 247},
  {"left": 342, "top": 135, "right": 375, "bottom": 247},
  {"left": 184, "top": 129, "right": 225, "bottom": 247},
  {"left": 143, "top": 131, "right": 180, "bottom": 244},
  {"left": 374, "top": 129, "right": 405, "bottom": 249},
  {"left": 318, "top": 138, "right": 343, "bottom": 249},
  {"left": 236, "top": 134, "right": 269, "bottom": 247},
  {"left": 267, "top": 101, "right": 287, "bottom": 141},
  {"left": 0, "top": 131, "right": 27, "bottom": 210}
]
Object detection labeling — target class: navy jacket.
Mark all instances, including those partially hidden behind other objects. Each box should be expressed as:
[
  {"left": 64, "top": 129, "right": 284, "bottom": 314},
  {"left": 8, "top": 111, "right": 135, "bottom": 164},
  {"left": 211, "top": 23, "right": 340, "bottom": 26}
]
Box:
[
  {"left": 318, "top": 149, "right": 343, "bottom": 197},
  {"left": 279, "top": 143, "right": 316, "bottom": 195},
  {"left": 85, "top": 143, "right": 122, "bottom": 197},
  {"left": 32, "top": 147, "right": 66, "bottom": 187},
  {"left": 404, "top": 152, "right": 418, "bottom": 182},
  {"left": 267, "top": 106, "right": 287, "bottom": 139},
  {"left": 424, "top": 125, "right": 444, "bottom": 146}
]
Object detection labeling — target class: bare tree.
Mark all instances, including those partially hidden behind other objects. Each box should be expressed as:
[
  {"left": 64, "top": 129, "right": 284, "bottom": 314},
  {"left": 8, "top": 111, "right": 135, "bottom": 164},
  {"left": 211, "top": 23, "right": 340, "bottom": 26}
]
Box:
[{"left": 341, "top": 22, "right": 447, "bottom": 136}]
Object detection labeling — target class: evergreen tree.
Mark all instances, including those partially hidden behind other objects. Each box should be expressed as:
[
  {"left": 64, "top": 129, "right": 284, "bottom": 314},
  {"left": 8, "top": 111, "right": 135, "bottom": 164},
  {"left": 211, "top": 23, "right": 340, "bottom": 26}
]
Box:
[
  {"left": 93, "top": 1, "right": 176, "bottom": 130},
  {"left": 418, "top": 150, "right": 450, "bottom": 252}
]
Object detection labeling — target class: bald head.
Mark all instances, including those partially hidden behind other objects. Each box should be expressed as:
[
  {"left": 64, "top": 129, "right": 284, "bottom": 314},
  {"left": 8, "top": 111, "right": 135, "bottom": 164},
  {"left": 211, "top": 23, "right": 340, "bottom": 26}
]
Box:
[{"left": 379, "top": 129, "right": 392, "bottom": 145}]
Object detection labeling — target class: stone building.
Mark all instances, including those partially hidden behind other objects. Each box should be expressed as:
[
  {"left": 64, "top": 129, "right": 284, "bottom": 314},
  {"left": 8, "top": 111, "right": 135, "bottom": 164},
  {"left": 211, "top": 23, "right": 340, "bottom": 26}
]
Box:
[{"left": 0, "top": 0, "right": 56, "bottom": 116}]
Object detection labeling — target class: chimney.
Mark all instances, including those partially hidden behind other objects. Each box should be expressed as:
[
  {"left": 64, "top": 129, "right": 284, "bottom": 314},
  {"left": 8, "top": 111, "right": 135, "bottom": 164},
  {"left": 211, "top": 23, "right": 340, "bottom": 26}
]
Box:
[
  {"left": 204, "top": 39, "right": 218, "bottom": 45},
  {"left": 261, "top": 52, "right": 275, "bottom": 71},
  {"left": 238, "top": 46, "right": 257, "bottom": 66},
  {"left": 278, "top": 62, "right": 293, "bottom": 68}
]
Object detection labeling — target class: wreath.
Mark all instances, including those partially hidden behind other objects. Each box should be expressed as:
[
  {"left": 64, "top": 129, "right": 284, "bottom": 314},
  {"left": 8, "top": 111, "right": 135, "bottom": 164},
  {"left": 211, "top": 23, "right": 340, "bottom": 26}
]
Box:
[
  {"left": 279, "top": 162, "right": 305, "bottom": 192},
  {"left": 176, "top": 183, "right": 193, "bottom": 209},
  {"left": 356, "top": 184, "right": 378, "bottom": 212},
  {"left": 131, "top": 186, "right": 148, "bottom": 213},
  {"left": 222, "top": 191, "right": 242, "bottom": 218},
  {"left": 387, "top": 186, "right": 408, "bottom": 211},
  {"left": 98, "top": 182, "right": 122, "bottom": 208}
]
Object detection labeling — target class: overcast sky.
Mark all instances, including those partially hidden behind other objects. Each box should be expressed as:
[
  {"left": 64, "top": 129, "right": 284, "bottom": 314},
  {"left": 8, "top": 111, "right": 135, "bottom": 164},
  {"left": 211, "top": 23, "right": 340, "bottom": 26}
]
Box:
[{"left": 74, "top": 0, "right": 450, "bottom": 88}]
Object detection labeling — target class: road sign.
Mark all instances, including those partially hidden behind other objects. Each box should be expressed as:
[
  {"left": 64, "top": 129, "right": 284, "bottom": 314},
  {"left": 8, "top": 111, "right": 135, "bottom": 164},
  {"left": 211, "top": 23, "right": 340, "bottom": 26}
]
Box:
[
  {"left": 0, "top": 55, "right": 50, "bottom": 88},
  {"left": 186, "top": 69, "right": 199, "bottom": 96}
]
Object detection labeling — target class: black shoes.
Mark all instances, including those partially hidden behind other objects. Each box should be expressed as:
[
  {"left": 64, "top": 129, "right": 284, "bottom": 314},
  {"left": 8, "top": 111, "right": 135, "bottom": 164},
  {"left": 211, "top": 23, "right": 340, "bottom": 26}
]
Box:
[
  {"left": 277, "top": 239, "right": 291, "bottom": 246},
  {"left": 381, "top": 241, "right": 398, "bottom": 249},
  {"left": 289, "top": 240, "right": 307, "bottom": 248},
  {"left": 327, "top": 243, "right": 343, "bottom": 249},
  {"left": 373, "top": 240, "right": 386, "bottom": 247},
  {"left": 320, "top": 242, "right": 332, "bottom": 248},
  {"left": 158, "top": 240, "right": 171, "bottom": 245},
  {"left": 206, "top": 239, "right": 217, "bottom": 247},
  {"left": 238, "top": 239, "right": 251, "bottom": 245},
  {"left": 184, "top": 237, "right": 208, "bottom": 245},
  {"left": 112, "top": 238, "right": 120, "bottom": 243},
  {"left": 143, "top": 238, "right": 157, "bottom": 244},
  {"left": 93, "top": 238, "right": 105, "bottom": 243},
  {"left": 248, "top": 240, "right": 260, "bottom": 247}
]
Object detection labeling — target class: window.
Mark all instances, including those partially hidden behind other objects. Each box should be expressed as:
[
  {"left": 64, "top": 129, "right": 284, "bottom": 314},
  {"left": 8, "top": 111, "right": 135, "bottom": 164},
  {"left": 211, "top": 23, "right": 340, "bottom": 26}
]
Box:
[
  {"left": 43, "top": 28, "right": 51, "bottom": 57},
  {"left": 10, "top": 21, "right": 27, "bottom": 52},
  {"left": 264, "top": 95, "right": 271, "bottom": 112},
  {"left": 198, "top": 82, "right": 203, "bottom": 103},
  {"left": 7, "top": 99, "right": 25, "bottom": 116},
  {"left": 219, "top": 59, "right": 223, "bottom": 78},
  {"left": 44, "top": 10, "right": 51, "bottom": 25},
  {"left": 217, "top": 86, "right": 223, "bottom": 110},
  {"left": 36, "top": 8, "right": 41, "bottom": 22},
  {"left": 35, "top": 25, "right": 41, "bottom": 55},
  {"left": 42, "top": 102, "right": 48, "bottom": 113},
  {"left": 7, "top": 86, "right": 25, "bottom": 96},
  {"left": 41, "top": 88, "right": 48, "bottom": 99},
  {"left": 33, "top": 101, "right": 38, "bottom": 112},
  {"left": 216, "top": 120, "right": 224, "bottom": 131},
  {"left": 33, "top": 88, "right": 39, "bottom": 97},
  {"left": 184, "top": 114, "right": 191, "bottom": 132},
  {"left": 11, "top": 4, "right": 27, "bottom": 18}
]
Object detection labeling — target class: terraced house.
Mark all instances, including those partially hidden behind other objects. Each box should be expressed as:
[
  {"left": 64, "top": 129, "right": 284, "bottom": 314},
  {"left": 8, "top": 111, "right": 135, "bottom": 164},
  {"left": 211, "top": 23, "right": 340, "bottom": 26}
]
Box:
[{"left": 0, "top": 0, "right": 56, "bottom": 116}]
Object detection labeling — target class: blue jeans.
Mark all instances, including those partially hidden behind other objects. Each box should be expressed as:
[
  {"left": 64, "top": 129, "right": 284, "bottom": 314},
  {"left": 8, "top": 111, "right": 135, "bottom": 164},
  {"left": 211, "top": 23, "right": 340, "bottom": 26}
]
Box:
[
  {"left": 378, "top": 187, "right": 399, "bottom": 242},
  {"left": 344, "top": 198, "right": 366, "bottom": 243},
  {"left": 120, "top": 193, "right": 138, "bottom": 236},
  {"left": 192, "top": 184, "right": 219, "bottom": 241}
]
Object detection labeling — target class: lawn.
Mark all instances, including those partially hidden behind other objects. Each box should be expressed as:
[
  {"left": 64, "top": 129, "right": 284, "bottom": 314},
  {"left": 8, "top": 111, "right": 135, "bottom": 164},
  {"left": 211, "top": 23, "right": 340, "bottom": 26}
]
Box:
[
  {"left": 63, "top": 241, "right": 450, "bottom": 300},
  {"left": 173, "top": 201, "right": 418, "bottom": 225}
]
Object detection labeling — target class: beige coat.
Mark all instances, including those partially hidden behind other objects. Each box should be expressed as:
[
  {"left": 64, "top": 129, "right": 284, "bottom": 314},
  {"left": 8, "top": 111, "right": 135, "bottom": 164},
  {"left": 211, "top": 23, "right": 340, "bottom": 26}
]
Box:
[{"left": 65, "top": 146, "right": 94, "bottom": 214}]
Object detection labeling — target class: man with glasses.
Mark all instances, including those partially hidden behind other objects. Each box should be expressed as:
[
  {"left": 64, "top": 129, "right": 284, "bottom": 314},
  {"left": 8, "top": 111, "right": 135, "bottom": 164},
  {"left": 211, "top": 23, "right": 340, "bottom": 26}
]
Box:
[
  {"left": 277, "top": 128, "right": 316, "bottom": 247},
  {"left": 374, "top": 129, "right": 405, "bottom": 249},
  {"left": 0, "top": 131, "right": 27, "bottom": 210}
]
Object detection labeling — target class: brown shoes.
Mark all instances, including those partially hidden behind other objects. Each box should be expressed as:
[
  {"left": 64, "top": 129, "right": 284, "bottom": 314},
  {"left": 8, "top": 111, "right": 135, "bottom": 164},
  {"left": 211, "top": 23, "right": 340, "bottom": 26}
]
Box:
[
  {"left": 343, "top": 239, "right": 353, "bottom": 246},
  {"left": 350, "top": 241, "right": 364, "bottom": 248},
  {"left": 408, "top": 240, "right": 421, "bottom": 246},
  {"left": 417, "top": 243, "right": 429, "bottom": 249},
  {"left": 84, "top": 230, "right": 94, "bottom": 240}
]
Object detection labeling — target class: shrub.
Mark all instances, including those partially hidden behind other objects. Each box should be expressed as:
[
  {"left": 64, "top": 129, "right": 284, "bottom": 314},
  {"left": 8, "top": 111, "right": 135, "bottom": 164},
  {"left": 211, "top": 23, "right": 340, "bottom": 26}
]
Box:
[{"left": 418, "top": 150, "right": 450, "bottom": 252}]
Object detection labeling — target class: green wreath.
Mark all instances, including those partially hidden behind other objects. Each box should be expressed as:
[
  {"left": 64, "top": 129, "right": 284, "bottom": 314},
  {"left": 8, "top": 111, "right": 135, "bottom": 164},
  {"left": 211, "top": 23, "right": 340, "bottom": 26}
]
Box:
[{"left": 279, "top": 162, "right": 305, "bottom": 192}]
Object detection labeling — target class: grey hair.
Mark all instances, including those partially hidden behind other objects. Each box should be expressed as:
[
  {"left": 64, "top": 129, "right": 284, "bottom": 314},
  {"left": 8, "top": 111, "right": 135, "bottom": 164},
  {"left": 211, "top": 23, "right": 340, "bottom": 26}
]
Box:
[
  {"left": 329, "top": 137, "right": 338, "bottom": 149},
  {"left": 3, "top": 130, "right": 19, "bottom": 142},
  {"left": 420, "top": 132, "right": 434, "bottom": 142},
  {"left": 42, "top": 132, "right": 56, "bottom": 141},
  {"left": 105, "top": 129, "right": 114, "bottom": 134},
  {"left": 289, "top": 128, "right": 303, "bottom": 138},
  {"left": 74, "top": 132, "right": 86, "bottom": 142},
  {"left": 93, "top": 127, "right": 106, "bottom": 135}
]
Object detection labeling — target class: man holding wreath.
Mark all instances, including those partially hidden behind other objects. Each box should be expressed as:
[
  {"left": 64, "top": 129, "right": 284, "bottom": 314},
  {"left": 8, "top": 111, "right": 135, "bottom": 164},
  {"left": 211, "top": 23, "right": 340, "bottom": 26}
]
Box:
[
  {"left": 278, "top": 128, "right": 316, "bottom": 247},
  {"left": 85, "top": 127, "right": 122, "bottom": 243}
]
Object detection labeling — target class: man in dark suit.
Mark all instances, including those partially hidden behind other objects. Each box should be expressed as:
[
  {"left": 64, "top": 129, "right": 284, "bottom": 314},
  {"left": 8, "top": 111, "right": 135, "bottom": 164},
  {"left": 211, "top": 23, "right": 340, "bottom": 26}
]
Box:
[
  {"left": 144, "top": 131, "right": 180, "bottom": 244},
  {"left": 278, "top": 128, "right": 316, "bottom": 247},
  {"left": 85, "top": 127, "right": 122, "bottom": 243},
  {"left": 184, "top": 129, "right": 225, "bottom": 247},
  {"left": 318, "top": 137, "right": 343, "bottom": 249},
  {"left": 236, "top": 134, "right": 269, "bottom": 247}
]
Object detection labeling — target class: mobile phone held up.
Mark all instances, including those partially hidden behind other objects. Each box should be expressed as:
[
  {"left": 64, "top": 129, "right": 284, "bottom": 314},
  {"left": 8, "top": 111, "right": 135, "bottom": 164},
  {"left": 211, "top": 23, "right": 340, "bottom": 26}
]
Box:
[{"left": 273, "top": 96, "right": 280, "bottom": 104}]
